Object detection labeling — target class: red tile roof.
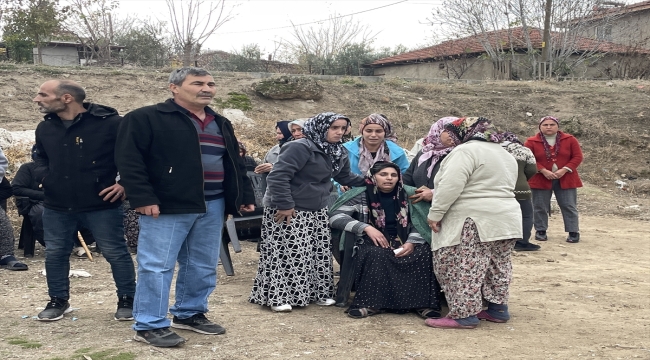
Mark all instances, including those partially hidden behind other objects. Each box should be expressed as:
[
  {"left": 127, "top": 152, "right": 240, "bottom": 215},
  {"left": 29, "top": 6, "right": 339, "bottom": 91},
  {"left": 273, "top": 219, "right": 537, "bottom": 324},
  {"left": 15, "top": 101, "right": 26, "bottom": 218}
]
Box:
[
  {"left": 576, "top": 0, "right": 650, "bottom": 23},
  {"left": 369, "top": 27, "right": 650, "bottom": 67}
]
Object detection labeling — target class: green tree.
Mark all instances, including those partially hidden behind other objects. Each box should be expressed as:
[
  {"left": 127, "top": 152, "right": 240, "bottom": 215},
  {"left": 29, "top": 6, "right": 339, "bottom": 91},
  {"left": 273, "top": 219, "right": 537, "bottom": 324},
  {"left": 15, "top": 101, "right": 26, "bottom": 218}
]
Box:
[
  {"left": 1, "top": 0, "right": 65, "bottom": 64},
  {"left": 114, "top": 19, "right": 172, "bottom": 67}
]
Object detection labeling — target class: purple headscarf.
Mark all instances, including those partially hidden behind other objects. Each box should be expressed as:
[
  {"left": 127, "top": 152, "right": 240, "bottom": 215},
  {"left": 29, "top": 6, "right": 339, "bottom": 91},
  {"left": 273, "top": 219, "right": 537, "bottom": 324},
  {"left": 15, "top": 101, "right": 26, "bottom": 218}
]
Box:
[{"left": 418, "top": 117, "right": 459, "bottom": 177}]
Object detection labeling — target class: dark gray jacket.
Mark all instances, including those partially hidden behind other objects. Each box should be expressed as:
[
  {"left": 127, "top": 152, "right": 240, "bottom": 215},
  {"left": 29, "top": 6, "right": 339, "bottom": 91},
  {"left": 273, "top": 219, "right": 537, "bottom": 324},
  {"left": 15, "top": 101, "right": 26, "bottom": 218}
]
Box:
[
  {"left": 263, "top": 138, "right": 364, "bottom": 211},
  {"left": 403, "top": 150, "right": 444, "bottom": 189}
]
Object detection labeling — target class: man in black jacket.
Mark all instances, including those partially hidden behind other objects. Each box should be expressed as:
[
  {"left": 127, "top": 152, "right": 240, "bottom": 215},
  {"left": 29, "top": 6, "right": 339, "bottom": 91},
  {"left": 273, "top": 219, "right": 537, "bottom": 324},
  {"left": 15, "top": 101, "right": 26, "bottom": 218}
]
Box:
[
  {"left": 116, "top": 67, "right": 255, "bottom": 348},
  {"left": 32, "top": 80, "right": 136, "bottom": 322}
]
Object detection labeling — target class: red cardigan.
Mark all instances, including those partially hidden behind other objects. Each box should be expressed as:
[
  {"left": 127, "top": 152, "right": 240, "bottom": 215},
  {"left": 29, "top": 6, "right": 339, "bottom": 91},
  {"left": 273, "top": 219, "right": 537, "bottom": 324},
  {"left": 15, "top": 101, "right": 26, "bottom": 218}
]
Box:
[{"left": 524, "top": 132, "right": 583, "bottom": 190}]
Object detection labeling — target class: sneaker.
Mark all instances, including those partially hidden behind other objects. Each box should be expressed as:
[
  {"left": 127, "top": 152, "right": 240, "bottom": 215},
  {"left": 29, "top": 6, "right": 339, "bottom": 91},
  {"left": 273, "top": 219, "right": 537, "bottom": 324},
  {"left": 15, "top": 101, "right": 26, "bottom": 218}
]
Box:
[
  {"left": 566, "top": 232, "right": 580, "bottom": 243},
  {"left": 271, "top": 304, "right": 292, "bottom": 312},
  {"left": 534, "top": 231, "right": 548, "bottom": 241},
  {"left": 171, "top": 313, "right": 226, "bottom": 335},
  {"left": 316, "top": 299, "right": 336, "bottom": 306},
  {"left": 514, "top": 241, "right": 541, "bottom": 251},
  {"left": 37, "top": 298, "right": 71, "bottom": 321},
  {"left": 134, "top": 328, "right": 186, "bottom": 347},
  {"left": 114, "top": 295, "right": 134, "bottom": 321},
  {"left": 73, "top": 247, "right": 86, "bottom": 257}
]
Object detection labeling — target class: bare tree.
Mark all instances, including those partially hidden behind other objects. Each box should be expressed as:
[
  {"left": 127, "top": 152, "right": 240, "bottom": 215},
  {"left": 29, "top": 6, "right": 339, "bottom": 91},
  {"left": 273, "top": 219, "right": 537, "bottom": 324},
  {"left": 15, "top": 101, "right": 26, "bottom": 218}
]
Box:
[
  {"left": 285, "top": 14, "right": 377, "bottom": 73},
  {"left": 64, "top": 0, "right": 119, "bottom": 64},
  {"left": 166, "top": 0, "right": 233, "bottom": 66}
]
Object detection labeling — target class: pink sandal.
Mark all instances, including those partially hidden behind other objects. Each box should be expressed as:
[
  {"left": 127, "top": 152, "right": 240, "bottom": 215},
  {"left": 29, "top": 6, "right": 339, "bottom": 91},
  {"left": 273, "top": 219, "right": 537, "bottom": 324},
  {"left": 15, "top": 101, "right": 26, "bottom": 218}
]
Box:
[
  {"left": 424, "top": 317, "right": 477, "bottom": 329},
  {"left": 477, "top": 310, "right": 508, "bottom": 323}
]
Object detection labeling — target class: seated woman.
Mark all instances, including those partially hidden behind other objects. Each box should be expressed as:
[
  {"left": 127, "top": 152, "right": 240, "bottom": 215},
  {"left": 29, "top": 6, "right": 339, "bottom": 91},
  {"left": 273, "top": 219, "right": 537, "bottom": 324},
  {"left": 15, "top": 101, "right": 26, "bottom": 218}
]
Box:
[
  {"left": 329, "top": 161, "right": 441, "bottom": 319},
  {"left": 0, "top": 177, "right": 28, "bottom": 270}
]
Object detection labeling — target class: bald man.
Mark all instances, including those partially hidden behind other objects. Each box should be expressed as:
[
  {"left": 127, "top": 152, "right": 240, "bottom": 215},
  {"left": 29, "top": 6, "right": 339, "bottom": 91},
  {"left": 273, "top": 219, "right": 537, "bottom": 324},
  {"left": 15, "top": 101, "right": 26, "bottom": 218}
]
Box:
[{"left": 32, "top": 80, "right": 135, "bottom": 322}]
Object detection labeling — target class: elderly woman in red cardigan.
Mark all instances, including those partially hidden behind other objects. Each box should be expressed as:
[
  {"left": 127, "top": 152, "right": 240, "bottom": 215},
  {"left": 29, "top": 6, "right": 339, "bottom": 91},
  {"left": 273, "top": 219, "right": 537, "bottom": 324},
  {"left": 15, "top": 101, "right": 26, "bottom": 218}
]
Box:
[{"left": 524, "top": 116, "right": 583, "bottom": 243}]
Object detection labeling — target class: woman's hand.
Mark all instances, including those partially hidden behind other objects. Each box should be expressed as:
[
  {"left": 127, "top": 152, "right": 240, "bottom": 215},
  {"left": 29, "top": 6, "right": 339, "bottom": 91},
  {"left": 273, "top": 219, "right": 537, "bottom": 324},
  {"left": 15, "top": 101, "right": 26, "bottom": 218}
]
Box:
[
  {"left": 340, "top": 185, "right": 350, "bottom": 193},
  {"left": 428, "top": 219, "right": 441, "bottom": 233},
  {"left": 553, "top": 168, "right": 568, "bottom": 178},
  {"left": 364, "top": 226, "right": 390, "bottom": 248},
  {"left": 540, "top": 168, "right": 558, "bottom": 180},
  {"left": 409, "top": 186, "right": 433, "bottom": 204},
  {"left": 254, "top": 163, "right": 273, "bottom": 174},
  {"left": 395, "top": 242, "right": 414, "bottom": 258},
  {"left": 274, "top": 208, "right": 296, "bottom": 225}
]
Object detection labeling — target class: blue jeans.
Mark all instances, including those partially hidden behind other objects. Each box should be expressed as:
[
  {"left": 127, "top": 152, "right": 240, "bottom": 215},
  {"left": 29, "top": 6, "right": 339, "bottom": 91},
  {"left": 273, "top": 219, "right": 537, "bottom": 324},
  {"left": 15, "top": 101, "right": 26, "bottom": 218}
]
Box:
[
  {"left": 43, "top": 207, "right": 136, "bottom": 300},
  {"left": 133, "top": 198, "right": 225, "bottom": 331}
]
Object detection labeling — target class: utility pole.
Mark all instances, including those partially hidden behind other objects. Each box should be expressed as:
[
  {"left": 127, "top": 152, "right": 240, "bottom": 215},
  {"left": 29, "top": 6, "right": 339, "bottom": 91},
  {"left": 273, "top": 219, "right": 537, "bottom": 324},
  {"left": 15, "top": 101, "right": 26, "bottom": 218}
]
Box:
[{"left": 541, "top": 0, "right": 552, "bottom": 62}]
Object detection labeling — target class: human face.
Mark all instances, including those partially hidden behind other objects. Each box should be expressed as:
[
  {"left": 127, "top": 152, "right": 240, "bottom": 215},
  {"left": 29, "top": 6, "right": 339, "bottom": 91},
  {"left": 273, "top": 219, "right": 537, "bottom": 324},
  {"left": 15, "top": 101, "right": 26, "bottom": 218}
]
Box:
[
  {"left": 326, "top": 119, "right": 349, "bottom": 143},
  {"left": 275, "top": 127, "right": 284, "bottom": 141},
  {"left": 169, "top": 74, "right": 216, "bottom": 109},
  {"left": 362, "top": 124, "right": 386, "bottom": 146},
  {"left": 33, "top": 80, "right": 68, "bottom": 114},
  {"left": 440, "top": 130, "right": 455, "bottom": 148},
  {"left": 290, "top": 124, "right": 304, "bottom": 139},
  {"left": 239, "top": 149, "right": 245, "bottom": 157},
  {"left": 374, "top": 167, "right": 399, "bottom": 193},
  {"left": 539, "top": 119, "right": 559, "bottom": 136}
]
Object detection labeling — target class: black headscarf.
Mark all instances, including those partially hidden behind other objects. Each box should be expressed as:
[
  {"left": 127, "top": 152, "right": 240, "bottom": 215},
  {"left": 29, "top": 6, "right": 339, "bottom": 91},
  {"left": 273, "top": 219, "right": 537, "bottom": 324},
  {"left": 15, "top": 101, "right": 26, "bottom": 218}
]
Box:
[
  {"left": 276, "top": 121, "right": 292, "bottom": 146},
  {"left": 365, "top": 161, "right": 409, "bottom": 246}
]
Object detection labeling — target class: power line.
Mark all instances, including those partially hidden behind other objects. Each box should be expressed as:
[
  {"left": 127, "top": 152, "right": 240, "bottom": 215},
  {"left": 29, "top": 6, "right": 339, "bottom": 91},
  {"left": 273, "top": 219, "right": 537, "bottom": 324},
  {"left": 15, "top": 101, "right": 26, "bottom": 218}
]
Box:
[{"left": 219, "top": 0, "right": 410, "bottom": 34}]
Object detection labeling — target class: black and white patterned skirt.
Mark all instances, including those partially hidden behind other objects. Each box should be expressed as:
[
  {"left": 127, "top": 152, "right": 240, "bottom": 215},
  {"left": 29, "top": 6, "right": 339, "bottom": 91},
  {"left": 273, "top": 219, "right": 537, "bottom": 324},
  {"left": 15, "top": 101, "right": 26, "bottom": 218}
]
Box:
[{"left": 249, "top": 207, "right": 334, "bottom": 307}]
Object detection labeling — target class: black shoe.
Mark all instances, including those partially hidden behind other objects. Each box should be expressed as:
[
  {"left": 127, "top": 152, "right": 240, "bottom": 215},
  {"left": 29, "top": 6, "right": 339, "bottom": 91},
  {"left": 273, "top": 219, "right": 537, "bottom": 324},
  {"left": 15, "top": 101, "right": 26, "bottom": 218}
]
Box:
[
  {"left": 566, "top": 232, "right": 580, "bottom": 243},
  {"left": 114, "top": 295, "right": 134, "bottom": 321},
  {"left": 134, "top": 328, "right": 186, "bottom": 347},
  {"left": 514, "top": 241, "right": 541, "bottom": 251},
  {"left": 37, "top": 297, "right": 71, "bottom": 321},
  {"left": 171, "top": 313, "right": 226, "bottom": 335},
  {"left": 534, "top": 231, "right": 548, "bottom": 241}
]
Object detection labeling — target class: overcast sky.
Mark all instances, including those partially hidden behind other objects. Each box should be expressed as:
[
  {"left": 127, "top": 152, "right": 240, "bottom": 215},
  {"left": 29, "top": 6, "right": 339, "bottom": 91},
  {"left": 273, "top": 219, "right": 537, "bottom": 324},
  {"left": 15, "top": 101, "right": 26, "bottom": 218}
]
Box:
[{"left": 117, "top": 0, "right": 444, "bottom": 56}]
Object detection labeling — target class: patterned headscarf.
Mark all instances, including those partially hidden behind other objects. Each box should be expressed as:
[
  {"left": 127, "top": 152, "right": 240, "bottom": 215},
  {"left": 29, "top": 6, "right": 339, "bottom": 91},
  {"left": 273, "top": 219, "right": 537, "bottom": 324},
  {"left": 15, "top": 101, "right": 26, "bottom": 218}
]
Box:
[
  {"left": 276, "top": 121, "right": 292, "bottom": 146},
  {"left": 302, "top": 112, "right": 350, "bottom": 172},
  {"left": 357, "top": 113, "right": 395, "bottom": 174},
  {"left": 364, "top": 161, "right": 409, "bottom": 245},
  {"left": 418, "top": 116, "right": 459, "bottom": 177},
  {"left": 500, "top": 132, "right": 536, "bottom": 163},
  {"left": 538, "top": 116, "right": 562, "bottom": 161},
  {"left": 444, "top": 117, "right": 500, "bottom": 145}
]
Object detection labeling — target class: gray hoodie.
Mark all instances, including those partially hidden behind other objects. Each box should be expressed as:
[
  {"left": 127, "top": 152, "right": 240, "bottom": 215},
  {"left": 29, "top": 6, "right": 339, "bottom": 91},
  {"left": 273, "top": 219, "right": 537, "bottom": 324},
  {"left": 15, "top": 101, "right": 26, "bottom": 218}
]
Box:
[{"left": 263, "top": 138, "right": 364, "bottom": 211}]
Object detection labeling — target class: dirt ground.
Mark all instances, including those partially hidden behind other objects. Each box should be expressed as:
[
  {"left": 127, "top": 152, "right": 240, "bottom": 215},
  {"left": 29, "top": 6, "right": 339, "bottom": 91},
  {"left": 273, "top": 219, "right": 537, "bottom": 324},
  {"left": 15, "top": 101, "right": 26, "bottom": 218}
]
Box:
[
  {"left": 0, "top": 213, "right": 648, "bottom": 360},
  {"left": 0, "top": 65, "right": 648, "bottom": 359}
]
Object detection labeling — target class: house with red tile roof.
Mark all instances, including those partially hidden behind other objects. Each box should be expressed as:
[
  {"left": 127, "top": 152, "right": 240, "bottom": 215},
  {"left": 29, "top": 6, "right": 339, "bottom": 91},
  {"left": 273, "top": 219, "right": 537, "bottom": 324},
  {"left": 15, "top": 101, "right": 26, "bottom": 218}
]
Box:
[
  {"left": 570, "top": 0, "right": 650, "bottom": 49},
  {"left": 367, "top": 12, "right": 650, "bottom": 81}
]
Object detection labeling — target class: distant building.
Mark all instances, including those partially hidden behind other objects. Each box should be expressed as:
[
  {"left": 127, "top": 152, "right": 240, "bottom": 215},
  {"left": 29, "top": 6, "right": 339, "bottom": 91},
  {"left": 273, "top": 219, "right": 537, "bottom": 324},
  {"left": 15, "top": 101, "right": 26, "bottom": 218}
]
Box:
[
  {"left": 33, "top": 41, "right": 125, "bottom": 66},
  {"left": 366, "top": 27, "right": 650, "bottom": 80},
  {"left": 569, "top": 0, "right": 650, "bottom": 49}
]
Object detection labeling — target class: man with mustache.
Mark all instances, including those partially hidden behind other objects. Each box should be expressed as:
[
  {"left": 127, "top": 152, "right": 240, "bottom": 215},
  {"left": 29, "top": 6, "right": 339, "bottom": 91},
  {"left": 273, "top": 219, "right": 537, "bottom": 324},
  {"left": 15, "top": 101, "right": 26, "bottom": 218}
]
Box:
[
  {"left": 32, "top": 80, "right": 136, "bottom": 322},
  {"left": 115, "top": 67, "right": 256, "bottom": 348}
]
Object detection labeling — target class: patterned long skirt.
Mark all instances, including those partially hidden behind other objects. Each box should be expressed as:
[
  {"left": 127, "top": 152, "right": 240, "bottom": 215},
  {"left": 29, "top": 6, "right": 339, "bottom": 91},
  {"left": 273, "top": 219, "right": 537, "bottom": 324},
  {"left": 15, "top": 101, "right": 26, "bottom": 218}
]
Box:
[
  {"left": 433, "top": 218, "right": 516, "bottom": 319},
  {"left": 351, "top": 242, "right": 440, "bottom": 311},
  {"left": 249, "top": 207, "right": 334, "bottom": 307}
]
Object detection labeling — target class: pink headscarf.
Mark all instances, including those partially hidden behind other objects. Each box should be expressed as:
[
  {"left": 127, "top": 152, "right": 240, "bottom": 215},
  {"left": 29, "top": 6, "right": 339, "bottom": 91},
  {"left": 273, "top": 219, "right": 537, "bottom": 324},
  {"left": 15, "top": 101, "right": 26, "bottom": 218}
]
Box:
[
  {"left": 418, "top": 116, "right": 459, "bottom": 177},
  {"left": 357, "top": 114, "right": 396, "bottom": 174}
]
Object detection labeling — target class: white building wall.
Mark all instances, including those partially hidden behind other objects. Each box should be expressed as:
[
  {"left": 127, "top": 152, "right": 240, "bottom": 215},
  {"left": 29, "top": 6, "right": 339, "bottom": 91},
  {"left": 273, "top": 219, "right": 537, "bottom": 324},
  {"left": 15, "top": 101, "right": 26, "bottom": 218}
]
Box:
[{"left": 33, "top": 46, "right": 79, "bottom": 66}]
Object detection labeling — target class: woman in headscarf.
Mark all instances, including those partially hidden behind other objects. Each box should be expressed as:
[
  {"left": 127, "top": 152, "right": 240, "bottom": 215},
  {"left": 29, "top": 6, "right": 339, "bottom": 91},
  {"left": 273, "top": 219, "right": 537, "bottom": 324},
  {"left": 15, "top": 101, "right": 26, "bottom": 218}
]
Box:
[
  {"left": 249, "top": 112, "right": 365, "bottom": 313},
  {"left": 329, "top": 161, "right": 441, "bottom": 319},
  {"left": 426, "top": 117, "right": 521, "bottom": 329},
  {"left": 289, "top": 119, "right": 306, "bottom": 140},
  {"left": 524, "top": 116, "right": 583, "bottom": 243},
  {"left": 403, "top": 117, "right": 459, "bottom": 204},
  {"left": 254, "top": 120, "right": 292, "bottom": 174},
  {"left": 336, "top": 114, "right": 409, "bottom": 194},
  {"left": 500, "top": 132, "right": 541, "bottom": 251}
]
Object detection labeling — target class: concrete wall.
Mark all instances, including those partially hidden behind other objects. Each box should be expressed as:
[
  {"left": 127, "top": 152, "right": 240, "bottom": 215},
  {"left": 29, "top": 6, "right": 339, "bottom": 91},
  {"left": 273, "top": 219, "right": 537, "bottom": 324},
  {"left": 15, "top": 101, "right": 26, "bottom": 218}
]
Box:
[
  {"left": 372, "top": 59, "right": 497, "bottom": 80},
  {"left": 33, "top": 46, "right": 79, "bottom": 66},
  {"left": 578, "top": 10, "right": 650, "bottom": 50}
]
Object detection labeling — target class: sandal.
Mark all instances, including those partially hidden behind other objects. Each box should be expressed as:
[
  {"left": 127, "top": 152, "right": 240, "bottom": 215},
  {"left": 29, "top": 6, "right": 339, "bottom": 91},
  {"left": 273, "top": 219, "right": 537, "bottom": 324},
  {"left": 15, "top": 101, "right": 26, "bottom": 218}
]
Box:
[
  {"left": 416, "top": 308, "right": 442, "bottom": 319},
  {"left": 347, "top": 307, "right": 382, "bottom": 319},
  {"left": 1, "top": 260, "right": 28, "bottom": 271}
]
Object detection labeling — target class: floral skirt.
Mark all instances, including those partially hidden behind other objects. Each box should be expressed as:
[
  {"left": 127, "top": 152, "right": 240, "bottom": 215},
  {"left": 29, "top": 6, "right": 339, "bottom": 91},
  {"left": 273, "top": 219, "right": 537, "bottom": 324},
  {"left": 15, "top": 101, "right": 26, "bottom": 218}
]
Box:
[
  {"left": 249, "top": 207, "right": 334, "bottom": 307},
  {"left": 433, "top": 218, "right": 516, "bottom": 319}
]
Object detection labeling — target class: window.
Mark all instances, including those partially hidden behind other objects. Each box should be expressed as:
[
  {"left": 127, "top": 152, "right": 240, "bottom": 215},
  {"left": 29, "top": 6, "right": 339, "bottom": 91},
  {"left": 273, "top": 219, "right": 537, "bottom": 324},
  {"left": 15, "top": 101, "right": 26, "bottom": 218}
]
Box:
[{"left": 596, "top": 25, "right": 612, "bottom": 41}]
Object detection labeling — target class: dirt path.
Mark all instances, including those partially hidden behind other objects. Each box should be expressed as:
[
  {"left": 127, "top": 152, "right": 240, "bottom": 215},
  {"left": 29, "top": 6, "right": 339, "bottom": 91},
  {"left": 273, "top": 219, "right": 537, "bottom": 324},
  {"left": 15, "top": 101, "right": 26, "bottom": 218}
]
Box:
[{"left": 1, "top": 214, "right": 648, "bottom": 360}]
